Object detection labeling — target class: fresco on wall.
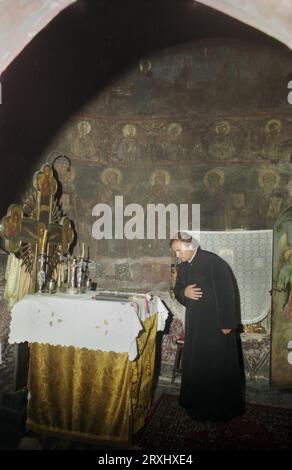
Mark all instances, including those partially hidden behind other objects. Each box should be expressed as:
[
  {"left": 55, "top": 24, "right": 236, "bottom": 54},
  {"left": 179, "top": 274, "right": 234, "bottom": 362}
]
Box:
[
  {"left": 74, "top": 42, "right": 292, "bottom": 118},
  {"left": 41, "top": 41, "right": 292, "bottom": 289},
  {"left": 271, "top": 206, "right": 292, "bottom": 387},
  {"left": 71, "top": 120, "right": 96, "bottom": 160},
  {"left": 250, "top": 119, "right": 292, "bottom": 163},
  {"left": 54, "top": 117, "right": 292, "bottom": 168}
]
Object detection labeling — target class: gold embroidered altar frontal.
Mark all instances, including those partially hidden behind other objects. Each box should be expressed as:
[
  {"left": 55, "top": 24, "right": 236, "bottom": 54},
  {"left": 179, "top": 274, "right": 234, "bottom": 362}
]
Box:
[{"left": 26, "top": 314, "right": 158, "bottom": 443}]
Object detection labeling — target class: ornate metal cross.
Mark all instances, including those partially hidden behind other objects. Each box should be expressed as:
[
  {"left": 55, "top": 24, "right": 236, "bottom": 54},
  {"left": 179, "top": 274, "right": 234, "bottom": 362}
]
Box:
[{"left": 0, "top": 163, "right": 74, "bottom": 273}]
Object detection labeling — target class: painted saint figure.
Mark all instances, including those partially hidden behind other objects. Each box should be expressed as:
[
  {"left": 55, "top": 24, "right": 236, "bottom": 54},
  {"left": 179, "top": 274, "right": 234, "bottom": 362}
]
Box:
[
  {"left": 208, "top": 120, "right": 236, "bottom": 160},
  {"left": 253, "top": 168, "right": 281, "bottom": 228},
  {"left": 226, "top": 191, "right": 250, "bottom": 229},
  {"left": 4, "top": 207, "right": 22, "bottom": 238},
  {"left": 36, "top": 165, "right": 57, "bottom": 197},
  {"left": 117, "top": 124, "right": 141, "bottom": 163},
  {"left": 162, "top": 123, "right": 186, "bottom": 161},
  {"left": 202, "top": 168, "right": 227, "bottom": 230},
  {"left": 71, "top": 120, "right": 96, "bottom": 159}
]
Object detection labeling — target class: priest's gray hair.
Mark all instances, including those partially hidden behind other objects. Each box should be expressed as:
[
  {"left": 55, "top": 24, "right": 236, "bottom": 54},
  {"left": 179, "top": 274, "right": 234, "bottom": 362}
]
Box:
[{"left": 170, "top": 231, "right": 200, "bottom": 249}]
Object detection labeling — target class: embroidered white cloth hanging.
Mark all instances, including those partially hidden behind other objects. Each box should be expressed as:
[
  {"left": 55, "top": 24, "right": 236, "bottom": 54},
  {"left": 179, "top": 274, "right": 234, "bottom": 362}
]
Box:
[{"left": 198, "top": 230, "right": 273, "bottom": 324}]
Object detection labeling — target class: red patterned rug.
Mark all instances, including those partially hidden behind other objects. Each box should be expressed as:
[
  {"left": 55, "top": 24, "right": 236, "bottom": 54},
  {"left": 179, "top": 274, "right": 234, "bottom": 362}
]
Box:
[{"left": 135, "top": 394, "right": 292, "bottom": 450}]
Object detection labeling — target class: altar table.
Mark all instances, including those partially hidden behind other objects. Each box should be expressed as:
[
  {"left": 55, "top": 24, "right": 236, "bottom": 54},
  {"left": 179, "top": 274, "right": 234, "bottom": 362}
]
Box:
[{"left": 9, "top": 292, "right": 168, "bottom": 444}]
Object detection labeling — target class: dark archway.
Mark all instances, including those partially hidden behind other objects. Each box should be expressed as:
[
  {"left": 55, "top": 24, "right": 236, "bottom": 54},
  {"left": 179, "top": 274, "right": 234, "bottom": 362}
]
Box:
[{"left": 0, "top": 0, "right": 279, "bottom": 217}]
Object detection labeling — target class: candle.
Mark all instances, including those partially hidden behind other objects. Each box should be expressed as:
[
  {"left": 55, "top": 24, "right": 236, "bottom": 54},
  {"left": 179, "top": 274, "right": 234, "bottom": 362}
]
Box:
[
  {"left": 67, "top": 259, "right": 71, "bottom": 286},
  {"left": 42, "top": 229, "right": 48, "bottom": 253},
  {"left": 81, "top": 242, "right": 85, "bottom": 259},
  {"left": 57, "top": 265, "right": 62, "bottom": 289}
]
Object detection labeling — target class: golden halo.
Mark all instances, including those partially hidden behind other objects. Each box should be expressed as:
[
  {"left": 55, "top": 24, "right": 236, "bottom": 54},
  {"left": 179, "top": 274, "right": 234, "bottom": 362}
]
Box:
[
  {"left": 167, "top": 122, "right": 182, "bottom": 137},
  {"left": 139, "top": 59, "right": 152, "bottom": 72},
  {"left": 215, "top": 120, "right": 230, "bottom": 135},
  {"left": 55, "top": 162, "right": 76, "bottom": 182},
  {"left": 77, "top": 120, "right": 91, "bottom": 134},
  {"left": 258, "top": 168, "right": 280, "bottom": 189},
  {"left": 203, "top": 168, "right": 225, "bottom": 188},
  {"left": 265, "top": 119, "right": 282, "bottom": 133},
  {"left": 101, "top": 167, "right": 122, "bottom": 185},
  {"left": 150, "top": 169, "right": 170, "bottom": 186},
  {"left": 122, "top": 124, "right": 137, "bottom": 137}
]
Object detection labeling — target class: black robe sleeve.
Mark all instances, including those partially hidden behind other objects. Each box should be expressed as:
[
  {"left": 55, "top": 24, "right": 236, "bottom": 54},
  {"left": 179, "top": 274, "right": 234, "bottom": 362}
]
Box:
[
  {"left": 211, "top": 256, "right": 238, "bottom": 329},
  {"left": 174, "top": 263, "right": 187, "bottom": 306}
]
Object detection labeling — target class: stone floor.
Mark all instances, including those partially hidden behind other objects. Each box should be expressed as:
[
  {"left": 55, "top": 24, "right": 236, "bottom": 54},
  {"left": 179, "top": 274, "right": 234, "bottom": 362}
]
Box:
[{"left": 156, "top": 364, "right": 292, "bottom": 409}]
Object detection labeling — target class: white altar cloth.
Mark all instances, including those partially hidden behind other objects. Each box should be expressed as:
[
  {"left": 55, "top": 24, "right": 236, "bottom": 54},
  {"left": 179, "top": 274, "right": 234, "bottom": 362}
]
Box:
[{"left": 9, "top": 292, "right": 168, "bottom": 361}]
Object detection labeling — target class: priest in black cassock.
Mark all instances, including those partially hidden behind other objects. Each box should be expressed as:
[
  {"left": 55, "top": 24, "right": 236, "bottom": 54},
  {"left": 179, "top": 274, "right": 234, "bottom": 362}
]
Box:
[{"left": 171, "top": 232, "right": 244, "bottom": 422}]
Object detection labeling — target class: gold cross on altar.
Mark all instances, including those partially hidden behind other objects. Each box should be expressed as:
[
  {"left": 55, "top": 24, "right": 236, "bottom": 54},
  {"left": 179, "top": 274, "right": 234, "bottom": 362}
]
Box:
[{"left": 1, "top": 163, "right": 74, "bottom": 272}]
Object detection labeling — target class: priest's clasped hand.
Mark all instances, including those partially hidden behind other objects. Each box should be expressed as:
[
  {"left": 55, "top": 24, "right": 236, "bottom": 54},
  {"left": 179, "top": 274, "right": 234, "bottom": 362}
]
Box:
[{"left": 184, "top": 284, "right": 203, "bottom": 300}]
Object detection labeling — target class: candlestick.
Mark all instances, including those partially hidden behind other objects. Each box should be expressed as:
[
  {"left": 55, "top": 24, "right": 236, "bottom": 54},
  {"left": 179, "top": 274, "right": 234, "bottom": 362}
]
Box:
[
  {"left": 67, "top": 256, "right": 78, "bottom": 294},
  {"left": 37, "top": 253, "right": 46, "bottom": 294},
  {"left": 77, "top": 258, "right": 84, "bottom": 292}
]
